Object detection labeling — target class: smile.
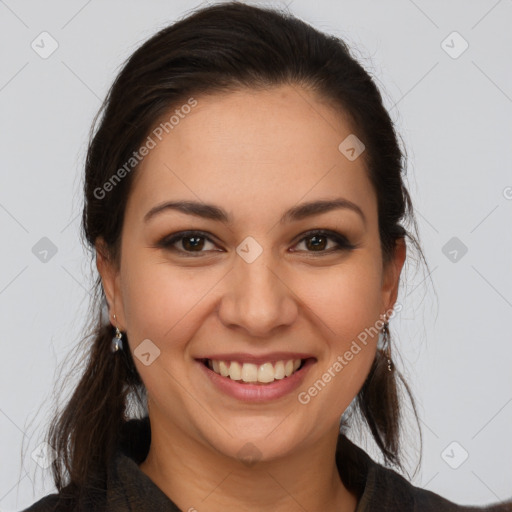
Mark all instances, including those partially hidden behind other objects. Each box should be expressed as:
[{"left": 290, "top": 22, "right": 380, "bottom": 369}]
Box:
[
  {"left": 202, "top": 358, "right": 303, "bottom": 384},
  {"left": 196, "top": 356, "right": 316, "bottom": 402}
]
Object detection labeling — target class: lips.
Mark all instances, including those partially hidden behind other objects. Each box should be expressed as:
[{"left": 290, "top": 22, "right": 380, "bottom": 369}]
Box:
[
  {"left": 196, "top": 356, "right": 316, "bottom": 402},
  {"left": 195, "top": 351, "right": 315, "bottom": 381}
]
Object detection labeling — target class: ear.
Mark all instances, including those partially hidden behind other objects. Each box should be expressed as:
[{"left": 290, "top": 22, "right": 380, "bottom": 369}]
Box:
[
  {"left": 381, "top": 237, "right": 407, "bottom": 314},
  {"left": 95, "top": 238, "right": 126, "bottom": 329}
]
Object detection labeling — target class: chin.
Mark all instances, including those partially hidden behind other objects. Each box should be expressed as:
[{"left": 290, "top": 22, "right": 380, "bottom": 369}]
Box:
[{"left": 197, "top": 421, "right": 304, "bottom": 465}]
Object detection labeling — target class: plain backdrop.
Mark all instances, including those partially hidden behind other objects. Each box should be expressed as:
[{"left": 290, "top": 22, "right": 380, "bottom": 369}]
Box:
[{"left": 1, "top": 0, "right": 511, "bottom": 510}]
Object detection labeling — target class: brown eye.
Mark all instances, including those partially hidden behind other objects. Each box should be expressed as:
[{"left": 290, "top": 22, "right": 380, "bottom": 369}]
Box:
[
  {"left": 157, "top": 231, "right": 220, "bottom": 256},
  {"left": 181, "top": 235, "right": 206, "bottom": 251},
  {"left": 291, "top": 230, "right": 355, "bottom": 254},
  {"left": 303, "top": 233, "right": 329, "bottom": 251}
]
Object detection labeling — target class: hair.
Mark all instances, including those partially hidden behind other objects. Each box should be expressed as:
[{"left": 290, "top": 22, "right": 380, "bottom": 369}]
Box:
[{"left": 35, "top": 0, "right": 430, "bottom": 501}]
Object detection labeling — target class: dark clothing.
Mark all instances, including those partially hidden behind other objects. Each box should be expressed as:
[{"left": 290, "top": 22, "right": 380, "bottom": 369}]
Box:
[{"left": 22, "top": 416, "right": 512, "bottom": 511}]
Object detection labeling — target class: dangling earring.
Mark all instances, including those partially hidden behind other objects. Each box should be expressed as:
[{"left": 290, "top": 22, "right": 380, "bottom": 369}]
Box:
[
  {"left": 382, "top": 320, "right": 393, "bottom": 372},
  {"left": 111, "top": 313, "right": 124, "bottom": 352}
]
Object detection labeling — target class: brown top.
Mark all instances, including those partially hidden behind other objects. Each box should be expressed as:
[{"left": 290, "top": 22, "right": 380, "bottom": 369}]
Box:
[{"left": 22, "top": 416, "right": 512, "bottom": 511}]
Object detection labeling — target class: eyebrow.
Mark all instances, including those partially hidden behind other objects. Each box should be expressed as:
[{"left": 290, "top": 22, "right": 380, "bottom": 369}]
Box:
[{"left": 143, "top": 198, "right": 366, "bottom": 226}]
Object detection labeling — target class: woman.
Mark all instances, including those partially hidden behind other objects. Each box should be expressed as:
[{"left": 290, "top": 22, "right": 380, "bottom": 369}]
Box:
[{"left": 22, "top": 2, "right": 511, "bottom": 511}]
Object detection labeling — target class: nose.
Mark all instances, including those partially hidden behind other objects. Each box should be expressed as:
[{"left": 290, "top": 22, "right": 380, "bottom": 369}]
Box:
[{"left": 217, "top": 249, "right": 298, "bottom": 338}]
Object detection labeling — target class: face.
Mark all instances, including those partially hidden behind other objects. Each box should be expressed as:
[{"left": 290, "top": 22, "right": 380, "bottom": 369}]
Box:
[{"left": 97, "top": 84, "right": 405, "bottom": 462}]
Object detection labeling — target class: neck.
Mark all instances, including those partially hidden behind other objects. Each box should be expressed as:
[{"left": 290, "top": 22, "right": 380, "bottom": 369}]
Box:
[{"left": 139, "top": 415, "right": 359, "bottom": 512}]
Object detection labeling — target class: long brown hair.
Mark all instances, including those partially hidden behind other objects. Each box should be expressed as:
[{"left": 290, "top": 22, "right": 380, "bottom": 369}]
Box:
[{"left": 31, "top": 0, "right": 430, "bottom": 501}]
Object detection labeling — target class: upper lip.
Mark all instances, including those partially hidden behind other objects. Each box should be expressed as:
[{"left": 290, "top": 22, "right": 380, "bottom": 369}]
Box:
[{"left": 195, "top": 352, "right": 316, "bottom": 365}]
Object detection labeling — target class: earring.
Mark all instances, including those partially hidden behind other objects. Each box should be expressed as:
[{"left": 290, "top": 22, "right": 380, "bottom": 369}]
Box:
[
  {"left": 111, "top": 313, "right": 124, "bottom": 352},
  {"left": 382, "top": 320, "right": 393, "bottom": 372},
  {"left": 379, "top": 315, "right": 393, "bottom": 372}
]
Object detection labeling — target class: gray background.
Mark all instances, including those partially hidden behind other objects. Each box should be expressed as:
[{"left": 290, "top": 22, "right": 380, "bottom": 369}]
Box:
[{"left": 1, "top": 0, "right": 511, "bottom": 509}]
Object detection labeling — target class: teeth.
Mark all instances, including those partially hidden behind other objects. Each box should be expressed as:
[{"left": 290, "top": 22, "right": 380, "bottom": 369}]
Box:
[
  {"left": 207, "top": 358, "right": 303, "bottom": 384},
  {"left": 241, "top": 363, "right": 258, "bottom": 382},
  {"left": 229, "top": 361, "right": 242, "bottom": 381},
  {"left": 219, "top": 361, "right": 229, "bottom": 377},
  {"left": 274, "top": 361, "right": 285, "bottom": 379},
  {"left": 258, "top": 362, "right": 275, "bottom": 383}
]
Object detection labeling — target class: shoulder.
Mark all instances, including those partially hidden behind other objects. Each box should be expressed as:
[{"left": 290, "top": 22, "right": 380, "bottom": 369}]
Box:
[
  {"left": 20, "top": 486, "right": 81, "bottom": 512},
  {"left": 20, "top": 493, "right": 61, "bottom": 512},
  {"left": 337, "top": 434, "right": 511, "bottom": 511},
  {"left": 372, "top": 462, "right": 512, "bottom": 511}
]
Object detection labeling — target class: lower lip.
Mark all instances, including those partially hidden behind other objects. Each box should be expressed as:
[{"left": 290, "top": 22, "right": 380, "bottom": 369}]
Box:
[{"left": 196, "top": 359, "right": 315, "bottom": 402}]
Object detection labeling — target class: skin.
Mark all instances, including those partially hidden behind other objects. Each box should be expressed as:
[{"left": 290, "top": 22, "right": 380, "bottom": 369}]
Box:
[{"left": 97, "top": 84, "right": 406, "bottom": 512}]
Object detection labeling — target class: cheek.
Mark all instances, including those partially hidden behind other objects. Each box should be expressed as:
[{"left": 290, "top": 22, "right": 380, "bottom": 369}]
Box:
[
  {"left": 119, "top": 260, "right": 210, "bottom": 404},
  {"left": 295, "top": 255, "right": 383, "bottom": 342},
  {"left": 293, "top": 256, "right": 382, "bottom": 409},
  {"left": 119, "top": 254, "right": 218, "bottom": 348}
]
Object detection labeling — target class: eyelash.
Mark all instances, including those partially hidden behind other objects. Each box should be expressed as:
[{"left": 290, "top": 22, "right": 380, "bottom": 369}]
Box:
[{"left": 156, "top": 229, "right": 356, "bottom": 257}]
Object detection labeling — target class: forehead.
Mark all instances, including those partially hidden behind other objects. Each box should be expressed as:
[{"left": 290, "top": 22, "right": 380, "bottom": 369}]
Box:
[{"left": 128, "top": 85, "right": 377, "bottom": 226}]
